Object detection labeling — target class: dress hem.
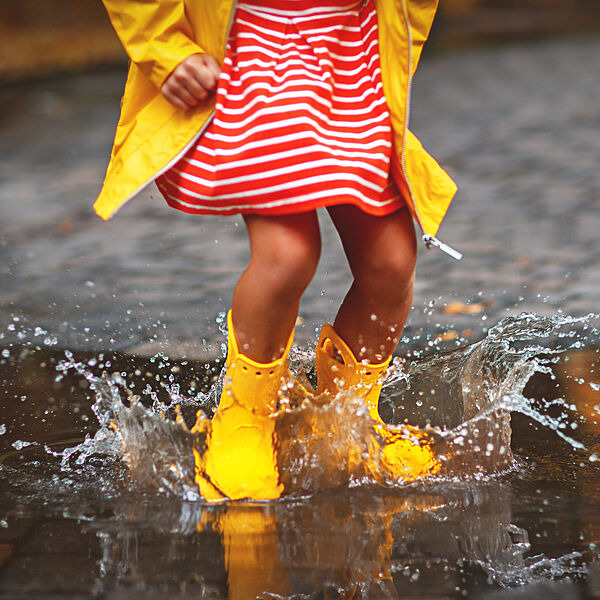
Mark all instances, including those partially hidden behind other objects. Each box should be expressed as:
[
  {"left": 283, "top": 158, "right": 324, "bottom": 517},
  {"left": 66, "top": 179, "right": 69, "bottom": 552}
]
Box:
[{"left": 161, "top": 186, "right": 406, "bottom": 218}]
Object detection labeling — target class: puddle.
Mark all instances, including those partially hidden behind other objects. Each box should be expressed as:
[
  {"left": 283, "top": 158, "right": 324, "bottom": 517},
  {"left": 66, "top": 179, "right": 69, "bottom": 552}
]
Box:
[{"left": 0, "top": 312, "right": 599, "bottom": 598}]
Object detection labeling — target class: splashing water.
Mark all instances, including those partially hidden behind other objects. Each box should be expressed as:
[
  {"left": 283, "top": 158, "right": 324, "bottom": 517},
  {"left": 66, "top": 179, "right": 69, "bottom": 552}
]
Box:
[
  {"left": 46, "top": 311, "right": 599, "bottom": 500},
  {"left": 2, "top": 310, "right": 600, "bottom": 598}
]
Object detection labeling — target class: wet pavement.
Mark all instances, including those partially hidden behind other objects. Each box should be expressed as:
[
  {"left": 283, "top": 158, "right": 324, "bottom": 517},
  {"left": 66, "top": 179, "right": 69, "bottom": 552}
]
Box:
[
  {"left": 0, "top": 34, "right": 599, "bottom": 357},
  {"left": 0, "top": 33, "right": 600, "bottom": 600}
]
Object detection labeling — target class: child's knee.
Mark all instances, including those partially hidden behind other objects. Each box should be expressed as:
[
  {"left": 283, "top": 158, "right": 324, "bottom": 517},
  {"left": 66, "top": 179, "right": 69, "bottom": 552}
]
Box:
[
  {"left": 253, "top": 228, "right": 321, "bottom": 297},
  {"left": 277, "top": 235, "right": 320, "bottom": 285},
  {"left": 356, "top": 248, "right": 416, "bottom": 300}
]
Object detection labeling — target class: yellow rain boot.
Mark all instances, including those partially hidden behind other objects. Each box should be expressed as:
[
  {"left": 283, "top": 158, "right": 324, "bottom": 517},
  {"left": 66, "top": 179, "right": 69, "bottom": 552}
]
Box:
[
  {"left": 192, "top": 311, "right": 293, "bottom": 501},
  {"left": 315, "top": 324, "right": 440, "bottom": 482}
]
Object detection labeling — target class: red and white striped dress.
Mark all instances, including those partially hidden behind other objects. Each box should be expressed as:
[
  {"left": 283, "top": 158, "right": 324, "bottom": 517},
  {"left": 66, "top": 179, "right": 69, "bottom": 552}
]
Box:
[{"left": 156, "top": 0, "right": 404, "bottom": 216}]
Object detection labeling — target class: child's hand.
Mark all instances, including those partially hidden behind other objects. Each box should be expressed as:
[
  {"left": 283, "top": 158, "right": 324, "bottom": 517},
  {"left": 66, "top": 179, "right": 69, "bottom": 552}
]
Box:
[{"left": 161, "top": 54, "right": 221, "bottom": 111}]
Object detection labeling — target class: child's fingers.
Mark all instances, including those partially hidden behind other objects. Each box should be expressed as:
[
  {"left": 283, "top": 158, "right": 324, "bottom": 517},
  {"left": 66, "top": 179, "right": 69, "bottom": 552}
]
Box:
[
  {"left": 178, "top": 70, "right": 210, "bottom": 102},
  {"left": 162, "top": 77, "right": 200, "bottom": 110},
  {"left": 161, "top": 54, "right": 219, "bottom": 110},
  {"left": 177, "top": 84, "right": 202, "bottom": 107},
  {"left": 161, "top": 85, "right": 191, "bottom": 111},
  {"left": 186, "top": 54, "right": 219, "bottom": 93},
  {"left": 201, "top": 54, "right": 222, "bottom": 83}
]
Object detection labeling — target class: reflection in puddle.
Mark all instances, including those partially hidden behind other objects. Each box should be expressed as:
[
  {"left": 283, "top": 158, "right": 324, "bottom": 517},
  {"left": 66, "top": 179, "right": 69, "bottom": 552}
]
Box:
[
  {"left": 92, "top": 485, "right": 528, "bottom": 599},
  {"left": 0, "top": 312, "right": 599, "bottom": 598}
]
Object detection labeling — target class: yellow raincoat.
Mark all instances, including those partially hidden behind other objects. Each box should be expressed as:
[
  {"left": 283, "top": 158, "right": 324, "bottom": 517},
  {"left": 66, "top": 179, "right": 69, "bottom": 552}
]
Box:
[{"left": 97, "top": 0, "right": 457, "bottom": 244}]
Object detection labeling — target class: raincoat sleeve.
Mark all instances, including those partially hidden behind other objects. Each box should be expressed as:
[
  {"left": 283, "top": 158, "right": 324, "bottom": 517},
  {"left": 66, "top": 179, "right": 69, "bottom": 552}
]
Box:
[{"left": 102, "top": 0, "right": 206, "bottom": 90}]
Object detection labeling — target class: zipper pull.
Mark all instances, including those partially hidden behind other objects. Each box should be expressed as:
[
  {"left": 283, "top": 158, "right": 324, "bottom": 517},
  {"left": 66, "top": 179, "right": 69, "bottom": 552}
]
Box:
[{"left": 422, "top": 234, "right": 463, "bottom": 260}]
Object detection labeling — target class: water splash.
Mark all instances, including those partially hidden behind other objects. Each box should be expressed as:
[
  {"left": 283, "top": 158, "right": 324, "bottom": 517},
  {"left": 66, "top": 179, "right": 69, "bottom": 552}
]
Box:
[
  {"left": 479, "top": 549, "right": 587, "bottom": 587},
  {"left": 45, "top": 311, "right": 599, "bottom": 500},
  {"left": 51, "top": 352, "right": 208, "bottom": 500},
  {"left": 384, "top": 312, "right": 600, "bottom": 473}
]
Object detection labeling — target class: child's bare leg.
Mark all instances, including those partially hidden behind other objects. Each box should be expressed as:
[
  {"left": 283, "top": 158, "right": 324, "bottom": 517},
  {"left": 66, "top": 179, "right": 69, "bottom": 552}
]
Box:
[
  {"left": 231, "top": 211, "right": 321, "bottom": 363},
  {"left": 327, "top": 205, "right": 417, "bottom": 363}
]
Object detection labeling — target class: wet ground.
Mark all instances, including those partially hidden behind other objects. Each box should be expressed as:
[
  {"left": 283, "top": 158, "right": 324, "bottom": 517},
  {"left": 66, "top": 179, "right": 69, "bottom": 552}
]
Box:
[{"left": 0, "top": 34, "right": 600, "bottom": 599}]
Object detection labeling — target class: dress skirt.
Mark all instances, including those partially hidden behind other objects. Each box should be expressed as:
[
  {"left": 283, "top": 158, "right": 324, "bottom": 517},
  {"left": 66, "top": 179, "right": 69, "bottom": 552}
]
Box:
[{"left": 156, "top": 0, "right": 404, "bottom": 216}]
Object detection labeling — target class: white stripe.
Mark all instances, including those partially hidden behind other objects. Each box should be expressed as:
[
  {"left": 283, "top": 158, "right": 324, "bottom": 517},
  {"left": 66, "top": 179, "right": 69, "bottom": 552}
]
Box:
[
  {"left": 225, "top": 59, "right": 380, "bottom": 89},
  {"left": 202, "top": 129, "right": 391, "bottom": 156},
  {"left": 234, "top": 43, "right": 381, "bottom": 76},
  {"left": 233, "top": 49, "right": 361, "bottom": 71},
  {"left": 310, "top": 37, "right": 378, "bottom": 60},
  {"left": 165, "top": 166, "right": 385, "bottom": 200},
  {"left": 236, "top": 9, "right": 363, "bottom": 27},
  {"left": 232, "top": 57, "right": 382, "bottom": 88},
  {"left": 161, "top": 184, "right": 399, "bottom": 212},
  {"left": 236, "top": 30, "right": 370, "bottom": 51},
  {"left": 310, "top": 45, "right": 378, "bottom": 64},
  {"left": 230, "top": 54, "right": 381, "bottom": 85},
  {"left": 228, "top": 62, "right": 333, "bottom": 83},
  {"left": 237, "top": 3, "right": 362, "bottom": 19},
  {"left": 235, "top": 56, "right": 321, "bottom": 74},
  {"left": 236, "top": 16, "right": 362, "bottom": 40},
  {"left": 293, "top": 23, "right": 363, "bottom": 37},
  {"left": 185, "top": 143, "right": 389, "bottom": 170},
  {"left": 235, "top": 34, "right": 314, "bottom": 54},
  {"left": 174, "top": 155, "right": 388, "bottom": 188},
  {"left": 218, "top": 88, "right": 386, "bottom": 118},
  {"left": 214, "top": 102, "right": 390, "bottom": 132},
  {"left": 230, "top": 66, "right": 331, "bottom": 85},
  {"left": 224, "top": 78, "right": 385, "bottom": 106},
  {"left": 223, "top": 70, "right": 381, "bottom": 94},
  {"left": 205, "top": 115, "right": 391, "bottom": 144}
]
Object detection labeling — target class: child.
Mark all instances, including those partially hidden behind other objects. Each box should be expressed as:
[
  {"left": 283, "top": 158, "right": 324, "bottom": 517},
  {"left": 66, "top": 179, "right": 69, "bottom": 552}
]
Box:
[{"left": 98, "top": 0, "right": 458, "bottom": 501}]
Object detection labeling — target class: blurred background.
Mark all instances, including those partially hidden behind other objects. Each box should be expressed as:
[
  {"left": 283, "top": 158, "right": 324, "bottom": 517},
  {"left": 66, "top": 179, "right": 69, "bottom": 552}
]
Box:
[
  {"left": 0, "top": 0, "right": 599, "bottom": 356},
  {"left": 1, "top": 0, "right": 600, "bottom": 82}
]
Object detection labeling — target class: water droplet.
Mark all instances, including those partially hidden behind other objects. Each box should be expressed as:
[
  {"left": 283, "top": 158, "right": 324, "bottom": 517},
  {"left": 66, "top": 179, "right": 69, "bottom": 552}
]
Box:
[
  {"left": 0, "top": 424, "right": 6, "bottom": 435},
  {"left": 590, "top": 454, "right": 598, "bottom": 463},
  {"left": 12, "top": 440, "right": 33, "bottom": 450}
]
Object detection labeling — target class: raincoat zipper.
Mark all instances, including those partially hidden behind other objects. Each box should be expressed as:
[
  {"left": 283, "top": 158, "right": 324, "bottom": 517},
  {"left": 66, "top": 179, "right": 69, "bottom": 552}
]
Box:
[
  {"left": 398, "top": 0, "right": 462, "bottom": 261},
  {"left": 118, "top": 0, "right": 239, "bottom": 209}
]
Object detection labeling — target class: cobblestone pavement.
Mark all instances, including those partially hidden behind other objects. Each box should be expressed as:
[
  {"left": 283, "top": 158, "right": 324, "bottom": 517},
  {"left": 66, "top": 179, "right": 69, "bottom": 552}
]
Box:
[{"left": 0, "top": 34, "right": 599, "bottom": 357}]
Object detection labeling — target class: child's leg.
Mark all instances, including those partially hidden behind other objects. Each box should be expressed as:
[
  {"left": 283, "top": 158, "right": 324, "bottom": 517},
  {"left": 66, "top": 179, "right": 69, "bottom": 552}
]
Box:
[
  {"left": 318, "top": 206, "right": 438, "bottom": 482},
  {"left": 327, "top": 205, "right": 417, "bottom": 363},
  {"left": 231, "top": 211, "right": 321, "bottom": 362},
  {"left": 196, "top": 212, "right": 321, "bottom": 502}
]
